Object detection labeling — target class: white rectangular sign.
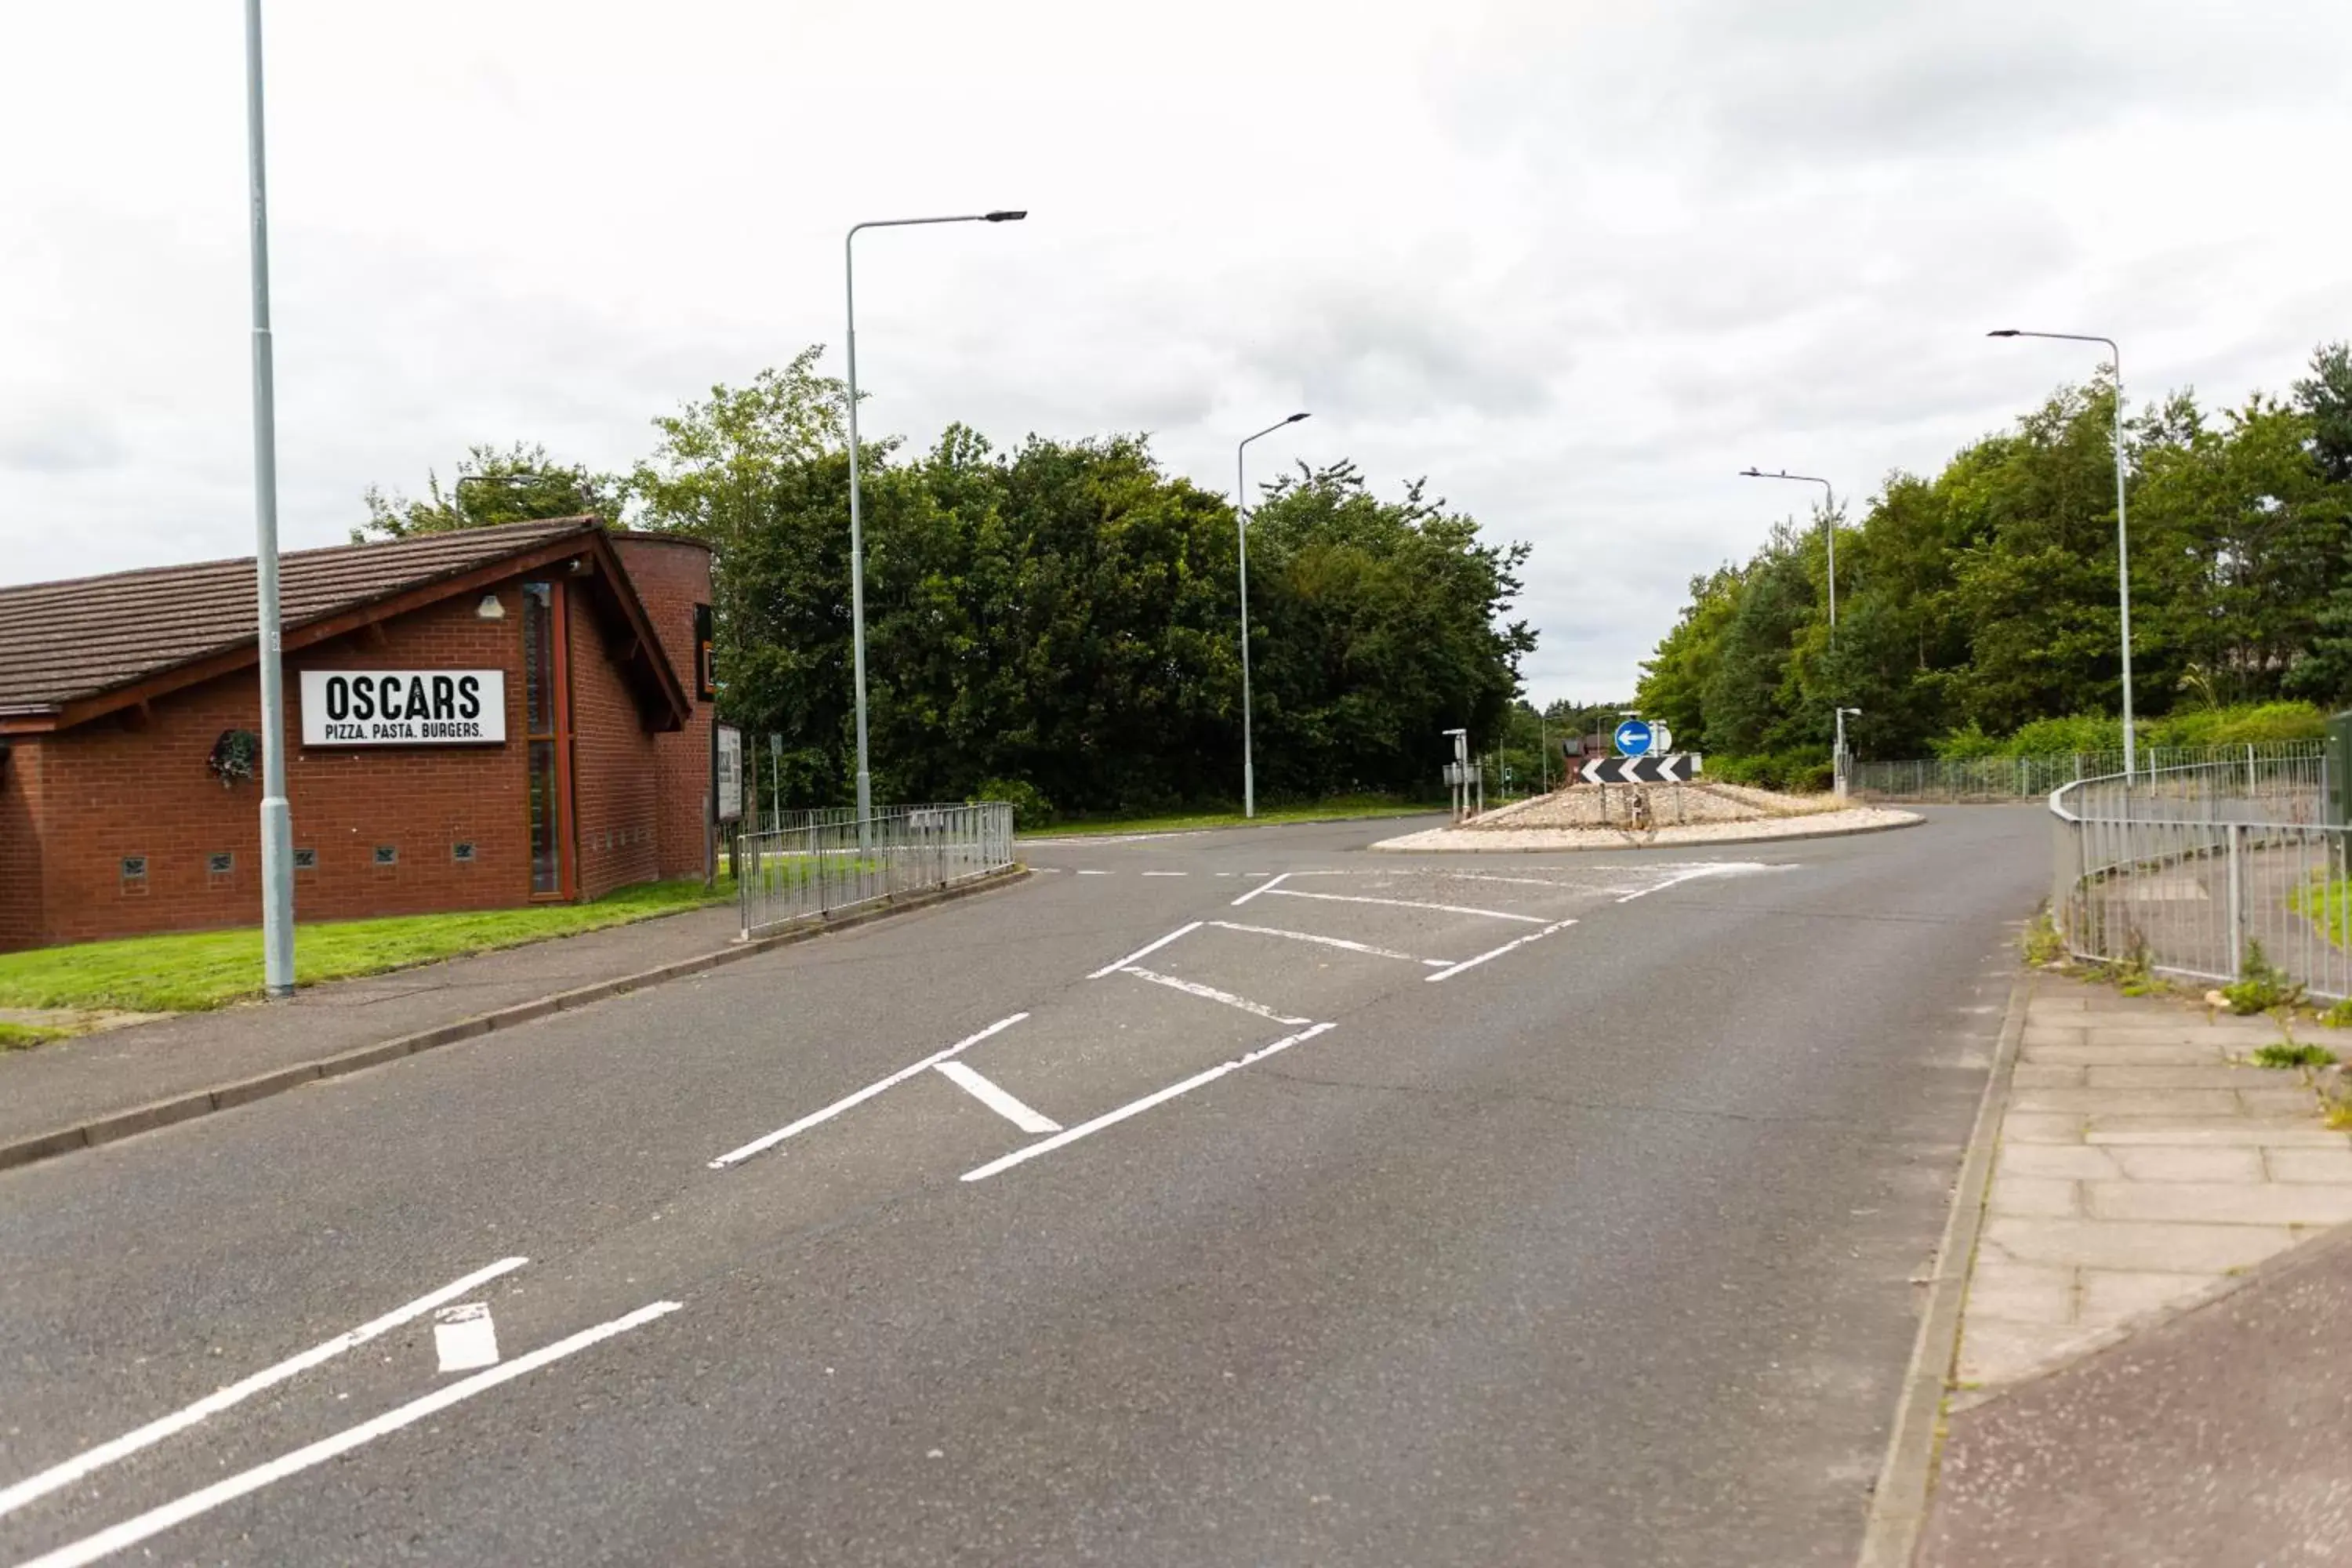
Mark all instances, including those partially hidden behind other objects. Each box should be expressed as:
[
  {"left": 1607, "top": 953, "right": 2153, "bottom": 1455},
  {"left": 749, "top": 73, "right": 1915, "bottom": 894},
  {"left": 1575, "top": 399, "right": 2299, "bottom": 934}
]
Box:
[
  {"left": 715, "top": 724, "right": 742, "bottom": 821},
  {"left": 299, "top": 669, "right": 506, "bottom": 746}
]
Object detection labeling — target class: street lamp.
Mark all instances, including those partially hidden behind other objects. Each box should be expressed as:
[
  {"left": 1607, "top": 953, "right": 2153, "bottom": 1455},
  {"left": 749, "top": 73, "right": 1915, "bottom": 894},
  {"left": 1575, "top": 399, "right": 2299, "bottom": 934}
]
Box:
[
  {"left": 1740, "top": 467, "right": 1838, "bottom": 631},
  {"left": 1236, "top": 411, "right": 1310, "bottom": 818},
  {"left": 843, "top": 209, "right": 1027, "bottom": 826},
  {"left": 1834, "top": 706, "right": 1862, "bottom": 801},
  {"left": 242, "top": 0, "right": 294, "bottom": 999},
  {"left": 1988, "top": 328, "right": 2136, "bottom": 776}
]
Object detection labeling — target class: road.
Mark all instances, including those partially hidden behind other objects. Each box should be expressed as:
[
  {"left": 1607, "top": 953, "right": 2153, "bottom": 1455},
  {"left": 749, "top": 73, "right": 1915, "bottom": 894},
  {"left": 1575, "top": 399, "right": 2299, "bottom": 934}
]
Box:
[{"left": 0, "top": 808, "right": 2046, "bottom": 1566}]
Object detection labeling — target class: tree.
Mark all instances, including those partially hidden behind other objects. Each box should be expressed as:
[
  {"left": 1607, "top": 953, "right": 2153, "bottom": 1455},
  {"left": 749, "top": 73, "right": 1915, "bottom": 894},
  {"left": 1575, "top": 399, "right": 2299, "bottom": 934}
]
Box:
[{"left": 354, "top": 441, "right": 621, "bottom": 542}]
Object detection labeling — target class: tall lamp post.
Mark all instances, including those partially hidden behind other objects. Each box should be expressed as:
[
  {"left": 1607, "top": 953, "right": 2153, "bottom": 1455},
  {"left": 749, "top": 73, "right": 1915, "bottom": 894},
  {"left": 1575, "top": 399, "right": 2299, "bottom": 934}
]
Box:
[
  {"left": 843, "top": 209, "right": 1026, "bottom": 824},
  {"left": 1989, "top": 328, "right": 2135, "bottom": 776},
  {"left": 1236, "top": 411, "right": 1310, "bottom": 818},
  {"left": 1740, "top": 467, "right": 1838, "bottom": 632},
  {"left": 243, "top": 0, "right": 294, "bottom": 999}
]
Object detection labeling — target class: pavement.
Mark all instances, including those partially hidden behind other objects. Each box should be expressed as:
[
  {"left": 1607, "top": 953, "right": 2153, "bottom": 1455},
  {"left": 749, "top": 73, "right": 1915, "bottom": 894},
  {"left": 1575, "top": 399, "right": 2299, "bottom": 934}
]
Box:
[
  {"left": 0, "top": 808, "right": 2047, "bottom": 1566},
  {"left": 1907, "top": 975, "right": 2352, "bottom": 1566}
]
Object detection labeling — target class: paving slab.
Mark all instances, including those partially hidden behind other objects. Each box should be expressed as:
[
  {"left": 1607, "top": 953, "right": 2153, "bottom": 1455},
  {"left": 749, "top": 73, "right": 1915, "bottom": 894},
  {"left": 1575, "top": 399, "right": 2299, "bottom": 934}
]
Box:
[
  {"left": 1922, "top": 1225, "right": 2352, "bottom": 1567},
  {"left": 1977, "top": 1214, "right": 2299, "bottom": 1273},
  {"left": 2086, "top": 1178, "right": 2352, "bottom": 1226}
]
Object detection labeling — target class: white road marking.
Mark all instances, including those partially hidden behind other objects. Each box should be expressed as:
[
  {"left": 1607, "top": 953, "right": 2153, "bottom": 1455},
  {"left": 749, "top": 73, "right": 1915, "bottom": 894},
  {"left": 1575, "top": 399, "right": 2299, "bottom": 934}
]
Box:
[
  {"left": 961, "top": 1022, "right": 1338, "bottom": 1183},
  {"left": 0, "top": 1255, "right": 528, "bottom": 1523},
  {"left": 1140, "top": 870, "right": 1188, "bottom": 877},
  {"left": 1086, "top": 921, "right": 1204, "bottom": 980},
  {"left": 1077, "top": 869, "right": 1110, "bottom": 877},
  {"left": 432, "top": 1302, "right": 500, "bottom": 1374},
  {"left": 707, "top": 1012, "right": 1030, "bottom": 1168},
  {"left": 1613, "top": 862, "right": 1776, "bottom": 903},
  {"left": 1432, "top": 872, "right": 1578, "bottom": 888},
  {"left": 1117, "top": 967, "right": 1314, "bottom": 1025},
  {"left": 1263, "top": 887, "right": 1546, "bottom": 924},
  {"left": 934, "top": 1060, "right": 1062, "bottom": 1133},
  {"left": 1228, "top": 870, "right": 1290, "bottom": 906},
  {"left": 20, "top": 1301, "right": 682, "bottom": 1568},
  {"left": 1214, "top": 872, "right": 1234, "bottom": 877},
  {"left": 1208, "top": 920, "right": 1443, "bottom": 966},
  {"left": 1424, "top": 917, "right": 1579, "bottom": 982}
]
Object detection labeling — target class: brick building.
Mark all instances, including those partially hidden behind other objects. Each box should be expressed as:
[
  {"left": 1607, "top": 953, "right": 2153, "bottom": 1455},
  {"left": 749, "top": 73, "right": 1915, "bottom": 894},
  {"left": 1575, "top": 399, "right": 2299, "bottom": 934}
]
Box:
[{"left": 0, "top": 518, "right": 713, "bottom": 953}]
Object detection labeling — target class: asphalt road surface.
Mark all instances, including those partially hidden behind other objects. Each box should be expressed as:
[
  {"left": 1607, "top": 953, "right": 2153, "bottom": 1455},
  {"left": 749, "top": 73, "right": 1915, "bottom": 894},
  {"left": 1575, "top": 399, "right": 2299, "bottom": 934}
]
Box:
[{"left": 0, "top": 808, "right": 2047, "bottom": 1566}]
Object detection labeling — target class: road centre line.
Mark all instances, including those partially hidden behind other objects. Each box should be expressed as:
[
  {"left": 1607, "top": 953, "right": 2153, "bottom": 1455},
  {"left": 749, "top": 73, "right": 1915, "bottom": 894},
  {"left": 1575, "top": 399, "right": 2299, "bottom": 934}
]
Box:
[
  {"left": 1077, "top": 869, "right": 1110, "bottom": 877},
  {"left": 1207, "top": 920, "right": 1446, "bottom": 966},
  {"left": 934, "top": 1060, "right": 1062, "bottom": 1134},
  {"left": 1262, "top": 887, "right": 1547, "bottom": 924},
  {"left": 0, "top": 1255, "right": 529, "bottom": 1522},
  {"left": 1140, "top": 870, "right": 1188, "bottom": 877},
  {"left": 1228, "top": 870, "right": 1290, "bottom": 906},
  {"left": 1117, "top": 967, "right": 1315, "bottom": 1025},
  {"left": 20, "top": 1301, "right": 683, "bottom": 1568},
  {"left": 707, "top": 1012, "right": 1030, "bottom": 1169},
  {"left": 1087, "top": 922, "right": 1203, "bottom": 980},
  {"left": 961, "top": 1022, "right": 1338, "bottom": 1183},
  {"left": 1424, "top": 917, "right": 1579, "bottom": 982}
]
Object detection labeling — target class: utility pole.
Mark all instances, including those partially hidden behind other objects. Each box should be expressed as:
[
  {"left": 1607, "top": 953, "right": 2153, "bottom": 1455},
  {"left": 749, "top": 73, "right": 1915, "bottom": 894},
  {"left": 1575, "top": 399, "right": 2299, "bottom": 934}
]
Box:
[{"left": 244, "top": 0, "right": 295, "bottom": 999}]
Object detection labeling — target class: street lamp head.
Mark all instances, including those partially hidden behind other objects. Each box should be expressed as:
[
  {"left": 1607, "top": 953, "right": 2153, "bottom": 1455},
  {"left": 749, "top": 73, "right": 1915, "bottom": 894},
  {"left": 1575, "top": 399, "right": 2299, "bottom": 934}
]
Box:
[
  {"left": 984, "top": 209, "right": 1028, "bottom": 223},
  {"left": 1285, "top": 412, "right": 1311, "bottom": 424},
  {"left": 1986, "top": 328, "right": 2020, "bottom": 338},
  {"left": 1739, "top": 466, "right": 1763, "bottom": 477}
]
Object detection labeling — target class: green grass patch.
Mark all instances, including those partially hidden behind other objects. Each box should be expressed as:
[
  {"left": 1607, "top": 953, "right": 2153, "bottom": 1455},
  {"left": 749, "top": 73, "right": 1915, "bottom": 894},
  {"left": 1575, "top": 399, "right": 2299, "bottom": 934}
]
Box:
[
  {"left": 0, "top": 1021, "right": 67, "bottom": 1051},
  {"left": 0, "top": 876, "right": 734, "bottom": 1014},
  {"left": 2251, "top": 1041, "right": 2336, "bottom": 1069},
  {"left": 1029, "top": 794, "right": 1446, "bottom": 839}
]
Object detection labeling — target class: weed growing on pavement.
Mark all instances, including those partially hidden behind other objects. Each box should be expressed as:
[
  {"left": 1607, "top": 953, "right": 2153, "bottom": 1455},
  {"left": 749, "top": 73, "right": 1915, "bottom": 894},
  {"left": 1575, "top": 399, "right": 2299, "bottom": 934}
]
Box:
[
  {"left": 2321, "top": 999, "right": 2352, "bottom": 1029},
  {"left": 2251, "top": 1041, "right": 2336, "bottom": 1069},
  {"left": 2022, "top": 909, "right": 2066, "bottom": 967},
  {"left": 2328, "top": 1104, "right": 2352, "bottom": 1132},
  {"left": 2222, "top": 939, "right": 2304, "bottom": 1015},
  {"left": 0, "top": 1021, "right": 66, "bottom": 1051}
]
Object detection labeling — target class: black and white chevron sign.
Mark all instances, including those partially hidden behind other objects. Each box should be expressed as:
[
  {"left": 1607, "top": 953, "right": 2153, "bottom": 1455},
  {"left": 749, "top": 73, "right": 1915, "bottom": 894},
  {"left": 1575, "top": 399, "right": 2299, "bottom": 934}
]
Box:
[{"left": 1581, "top": 753, "right": 1700, "bottom": 785}]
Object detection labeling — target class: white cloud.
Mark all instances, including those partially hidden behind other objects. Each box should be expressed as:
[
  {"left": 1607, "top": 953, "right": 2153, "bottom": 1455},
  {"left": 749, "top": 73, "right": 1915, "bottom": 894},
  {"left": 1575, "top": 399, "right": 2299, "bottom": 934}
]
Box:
[{"left": 2, "top": 0, "right": 2347, "bottom": 705}]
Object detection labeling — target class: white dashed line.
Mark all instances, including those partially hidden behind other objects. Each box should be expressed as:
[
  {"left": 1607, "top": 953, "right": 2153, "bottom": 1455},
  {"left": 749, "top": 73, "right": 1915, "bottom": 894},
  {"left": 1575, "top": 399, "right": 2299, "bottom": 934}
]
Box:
[
  {"left": 1117, "top": 967, "right": 1315, "bottom": 1025},
  {"left": 1087, "top": 922, "right": 1203, "bottom": 980},
  {"left": 1423, "top": 917, "right": 1579, "bottom": 982},
  {"left": 1207, "top": 920, "right": 1443, "bottom": 966},
  {"left": 1140, "top": 871, "right": 1189, "bottom": 877},
  {"left": 708, "top": 1012, "right": 1030, "bottom": 1168},
  {"left": 1077, "top": 869, "right": 1110, "bottom": 877},
  {"left": 0, "top": 1256, "right": 529, "bottom": 1522},
  {"left": 1262, "top": 887, "right": 1546, "bottom": 924},
  {"left": 961, "top": 1022, "right": 1338, "bottom": 1183},
  {"left": 19, "top": 1302, "right": 683, "bottom": 1568},
  {"left": 935, "top": 1060, "right": 1062, "bottom": 1133}
]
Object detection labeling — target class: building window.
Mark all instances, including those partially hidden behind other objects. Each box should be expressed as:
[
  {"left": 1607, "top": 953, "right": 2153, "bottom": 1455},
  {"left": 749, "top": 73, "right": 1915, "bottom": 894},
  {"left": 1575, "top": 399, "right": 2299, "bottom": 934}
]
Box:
[
  {"left": 373, "top": 844, "right": 399, "bottom": 866},
  {"left": 120, "top": 856, "right": 147, "bottom": 880},
  {"left": 293, "top": 848, "right": 318, "bottom": 871},
  {"left": 523, "top": 580, "right": 563, "bottom": 896},
  {"left": 452, "top": 840, "right": 477, "bottom": 863},
  {"left": 207, "top": 851, "right": 234, "bottom": 876}
]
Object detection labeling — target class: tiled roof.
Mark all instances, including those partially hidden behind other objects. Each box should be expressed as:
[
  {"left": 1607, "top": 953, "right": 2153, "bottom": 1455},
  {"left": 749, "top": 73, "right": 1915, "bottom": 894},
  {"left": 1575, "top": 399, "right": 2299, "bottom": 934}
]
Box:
[{"left": 0, "top": 519, "right": 601, "bottom": 715}]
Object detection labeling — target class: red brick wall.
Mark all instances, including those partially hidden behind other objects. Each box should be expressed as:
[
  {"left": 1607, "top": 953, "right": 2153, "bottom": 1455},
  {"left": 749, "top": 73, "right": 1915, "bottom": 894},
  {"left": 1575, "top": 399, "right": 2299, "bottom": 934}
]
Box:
[
  {"left": 0, "top": 739, "right": 45, "bottom": 950},
  {"left": 567, "top": 576, "right": 662, "bottom": 900},
  {"left": 611, "top": 534, "right": 714, "bottom": 878},
  {"left": 3, "top": 535, "right": 711, "bottom": 953}
]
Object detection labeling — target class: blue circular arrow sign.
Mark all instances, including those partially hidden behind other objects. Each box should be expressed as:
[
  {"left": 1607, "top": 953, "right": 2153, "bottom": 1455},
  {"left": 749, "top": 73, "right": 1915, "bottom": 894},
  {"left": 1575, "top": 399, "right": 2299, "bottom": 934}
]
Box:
[{"left": 1613, "top": 718, "right": 1654, "bottom": 757}]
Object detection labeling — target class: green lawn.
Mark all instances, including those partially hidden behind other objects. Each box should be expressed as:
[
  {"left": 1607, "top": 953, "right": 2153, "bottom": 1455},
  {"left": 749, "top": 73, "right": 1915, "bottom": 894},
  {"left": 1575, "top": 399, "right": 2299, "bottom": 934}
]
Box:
[
  {"left": 2295, "top": 876, "right": 2352, "bottom": 947},
  {"left": 1027, "top": 794, "right": 1448, "bottom": 839},
  {"left": 0, "top": 876, "right": 735, "bottom": 1014}
]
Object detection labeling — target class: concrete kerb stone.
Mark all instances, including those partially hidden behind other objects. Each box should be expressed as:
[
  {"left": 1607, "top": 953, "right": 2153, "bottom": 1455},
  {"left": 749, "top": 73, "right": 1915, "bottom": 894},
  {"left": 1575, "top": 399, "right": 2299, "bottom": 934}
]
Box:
[
  {"left": 1854, "top": 974, "right": 2031, "bottom": 1568},
  {"left": 0, "top": 865, "right": 1031, "bottom": 1176}
]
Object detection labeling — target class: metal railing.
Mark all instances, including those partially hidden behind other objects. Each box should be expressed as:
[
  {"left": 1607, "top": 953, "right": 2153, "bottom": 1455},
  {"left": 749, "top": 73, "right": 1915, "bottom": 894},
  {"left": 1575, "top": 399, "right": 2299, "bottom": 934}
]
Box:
[
  {"left": 736, "top": 803, "right": 1015, "bottom": 938},
  {"left": 1851, "top": 739, "right": 2325, "bottom": 803},
  {"left": 2048, "top": 753, "right": 2350, "bottom": 1000}
]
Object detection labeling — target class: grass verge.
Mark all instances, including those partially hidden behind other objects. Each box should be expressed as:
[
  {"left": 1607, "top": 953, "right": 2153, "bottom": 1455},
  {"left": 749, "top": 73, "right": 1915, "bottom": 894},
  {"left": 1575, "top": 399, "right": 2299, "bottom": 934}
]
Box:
[
  {"left": 0, "top": 1022, "right": 68, "bottom": 1051},
  {"left": 1029, "top": 794, "right": 1446, "bottom": 838},
  {"left": 0, "top": 876, "right": 735, "bottom": 1014}
]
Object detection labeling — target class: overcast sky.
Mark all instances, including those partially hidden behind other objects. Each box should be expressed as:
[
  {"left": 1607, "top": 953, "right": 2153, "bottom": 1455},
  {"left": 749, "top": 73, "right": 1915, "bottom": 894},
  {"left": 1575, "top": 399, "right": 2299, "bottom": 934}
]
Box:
[{"left": 4, "top": 1, "right": 2347, "bottom": 701}]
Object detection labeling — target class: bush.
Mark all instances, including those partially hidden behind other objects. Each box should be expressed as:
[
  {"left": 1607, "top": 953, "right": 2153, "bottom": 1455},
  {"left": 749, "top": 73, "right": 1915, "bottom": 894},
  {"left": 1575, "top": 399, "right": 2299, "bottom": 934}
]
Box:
[
  {"left": 1705, "top": 749, "right": 1835, "bottom": 793},
  {"left": 973, "top": 777, "right": 1054, "bottom": 830},
  {"left": 2147, "top": 702, "right": 2328, "bottom": 748},
  {"left": 1929, "top": 723, "right": 2003, "bottom": 761}
]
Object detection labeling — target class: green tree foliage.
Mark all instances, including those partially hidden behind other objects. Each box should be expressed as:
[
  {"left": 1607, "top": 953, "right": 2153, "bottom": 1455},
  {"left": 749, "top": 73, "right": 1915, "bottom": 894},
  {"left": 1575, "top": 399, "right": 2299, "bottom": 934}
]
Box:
[
  {"left": 355, "top": 441, "right": 622, "bottom": 542},
  {"left": 1638, "top": 342, "right": 2352, "bottom": 760},
  {"left": 365, "top": 351, "right": 1535, "bottom": 815}
]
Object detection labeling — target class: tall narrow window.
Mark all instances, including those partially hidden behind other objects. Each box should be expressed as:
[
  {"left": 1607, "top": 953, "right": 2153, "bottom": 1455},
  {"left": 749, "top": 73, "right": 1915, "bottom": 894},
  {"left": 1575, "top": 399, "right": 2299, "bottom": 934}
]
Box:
[{"left": 522, "top": 581, "right": 563, "bottom": 895}]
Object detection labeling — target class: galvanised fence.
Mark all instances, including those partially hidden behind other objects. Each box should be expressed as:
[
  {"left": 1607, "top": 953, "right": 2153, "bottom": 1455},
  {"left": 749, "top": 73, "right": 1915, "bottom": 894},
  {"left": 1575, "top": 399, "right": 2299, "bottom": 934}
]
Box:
[
  {"left": 1851, "top": 739, "right": 2327, "bottom": 803},
  {"left": 737, "top": 803, "right": 1015, "bottom": 938},
  {"left": 2048, "top": 752, "right": 2352, "bottom": 1000}
]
